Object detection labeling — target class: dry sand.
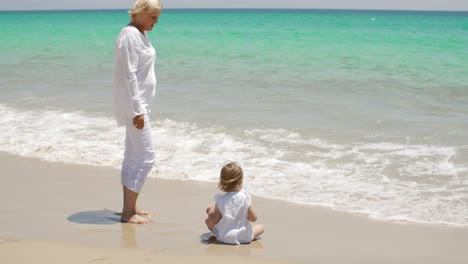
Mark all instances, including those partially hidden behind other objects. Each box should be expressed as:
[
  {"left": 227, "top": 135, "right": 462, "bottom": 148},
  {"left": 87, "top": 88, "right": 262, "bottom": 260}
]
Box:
[{"left": 0, "top": 152, "right": 467, "bottom": 263}]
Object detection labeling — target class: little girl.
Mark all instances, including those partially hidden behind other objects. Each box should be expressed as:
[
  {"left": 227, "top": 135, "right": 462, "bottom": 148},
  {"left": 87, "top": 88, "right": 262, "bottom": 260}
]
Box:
[{"left": 205, "top": 162, "right": 264, "bottom": 245}]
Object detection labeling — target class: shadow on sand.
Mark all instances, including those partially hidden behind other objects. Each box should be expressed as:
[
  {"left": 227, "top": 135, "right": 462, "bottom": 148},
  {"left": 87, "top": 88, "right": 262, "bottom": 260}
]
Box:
[
  {"left": 200, "top": 232, "right": 220, "bottom": 244},
  {"left": 200, "top": 232, "right": 264, "bottom": 257},
  {"left": 67, "top": 209, "right": 121, "bottom": 225}
]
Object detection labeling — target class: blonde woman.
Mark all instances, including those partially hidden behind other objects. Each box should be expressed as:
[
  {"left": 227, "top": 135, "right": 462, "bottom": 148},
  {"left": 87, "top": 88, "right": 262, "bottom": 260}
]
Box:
[
  {"left": 205, "top": 162, "right": 265, "bottom": 244},
  {"left": 113, "top": 0, "right": 163, "bottom": 224}
]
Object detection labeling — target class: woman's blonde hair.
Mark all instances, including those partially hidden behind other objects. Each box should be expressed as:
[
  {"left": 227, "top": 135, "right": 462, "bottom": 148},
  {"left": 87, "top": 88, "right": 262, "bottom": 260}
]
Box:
[
  {"left": 218, "top": 162, "right": 243, "bottom": 192},
  {"left": 129, "top": 0, "right": 163, "bottom": 20}
]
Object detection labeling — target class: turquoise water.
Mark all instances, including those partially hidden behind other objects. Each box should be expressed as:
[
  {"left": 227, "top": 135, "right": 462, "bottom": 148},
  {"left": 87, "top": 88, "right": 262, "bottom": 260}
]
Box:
[{"left": 1, "top": 9, "right": 467, "bottom": 226}]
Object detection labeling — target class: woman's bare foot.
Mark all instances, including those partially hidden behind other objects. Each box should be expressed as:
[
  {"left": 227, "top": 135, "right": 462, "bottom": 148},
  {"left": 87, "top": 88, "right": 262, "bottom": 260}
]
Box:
[
  {"left": 136, "top": 208, "right": 151, "bottom": 216},
  {"left": 121, "top": 214, "right": 152, "bottom": 224},
  {"left": 115, "top": 208, "right": 152, "bottom": 216}
]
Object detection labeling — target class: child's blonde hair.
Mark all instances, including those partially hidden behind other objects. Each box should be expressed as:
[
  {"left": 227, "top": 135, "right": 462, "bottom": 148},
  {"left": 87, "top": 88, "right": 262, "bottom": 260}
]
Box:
[
  {"left": 128, "top": 0, "right": 163, "bottom": 20},
  {"left": 218, "top": 162, "right": 243, "bottom": 192}
]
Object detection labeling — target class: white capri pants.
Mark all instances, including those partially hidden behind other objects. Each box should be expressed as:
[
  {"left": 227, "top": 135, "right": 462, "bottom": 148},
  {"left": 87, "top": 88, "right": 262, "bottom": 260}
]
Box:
[{"left": 121, "top": 115, "right": 155, "bottom": 193}]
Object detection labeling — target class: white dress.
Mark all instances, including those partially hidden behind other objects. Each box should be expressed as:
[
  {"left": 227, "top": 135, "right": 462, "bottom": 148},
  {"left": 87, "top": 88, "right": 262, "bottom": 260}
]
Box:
[{"left": 214, "top": 191, "right": 253, "bottom": 245}]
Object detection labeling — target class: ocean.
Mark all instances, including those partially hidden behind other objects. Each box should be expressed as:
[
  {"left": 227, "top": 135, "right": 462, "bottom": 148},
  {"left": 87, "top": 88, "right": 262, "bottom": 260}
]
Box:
[{"left": 0, "top": 9, "right": 467, "bottom": 226}]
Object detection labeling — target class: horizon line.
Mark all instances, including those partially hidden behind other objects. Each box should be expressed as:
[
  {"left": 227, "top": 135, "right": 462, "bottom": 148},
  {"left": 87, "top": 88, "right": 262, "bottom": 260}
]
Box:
[{"left": 1, "top": 7, "right": 468, "bottom": 12}]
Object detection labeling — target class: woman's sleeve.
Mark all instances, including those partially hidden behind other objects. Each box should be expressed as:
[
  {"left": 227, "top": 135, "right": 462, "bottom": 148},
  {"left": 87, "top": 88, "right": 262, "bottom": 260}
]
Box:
[{"left": 115, "top": 33, "right": 145, "bottom": 117}]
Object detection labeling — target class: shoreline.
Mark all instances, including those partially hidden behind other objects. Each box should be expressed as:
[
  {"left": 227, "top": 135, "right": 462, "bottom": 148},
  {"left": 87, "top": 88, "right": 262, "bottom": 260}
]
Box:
[{"left": 1, "top": 152, "right": 467, "bottom": 263}]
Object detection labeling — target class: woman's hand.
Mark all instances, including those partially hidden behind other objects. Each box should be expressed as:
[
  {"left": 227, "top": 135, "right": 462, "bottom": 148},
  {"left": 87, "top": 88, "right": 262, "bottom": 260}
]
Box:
[{"left": 133, "top": 114, "right": 144, "bottom": 130}]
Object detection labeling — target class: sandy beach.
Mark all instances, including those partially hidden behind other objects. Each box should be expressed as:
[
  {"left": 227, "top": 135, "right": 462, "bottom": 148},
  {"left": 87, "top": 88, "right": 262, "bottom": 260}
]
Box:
[{"left": 0, "top": 151, "right": 467, "bottom": 263}]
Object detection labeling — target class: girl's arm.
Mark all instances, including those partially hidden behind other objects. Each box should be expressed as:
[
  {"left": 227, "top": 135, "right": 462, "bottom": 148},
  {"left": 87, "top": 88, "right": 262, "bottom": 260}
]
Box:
[
  {"left": 247, "top": 201, "right": 258, "bottom": 222},
  {"left": 208, "top": 206, "right": 222, "bottom": 225}
]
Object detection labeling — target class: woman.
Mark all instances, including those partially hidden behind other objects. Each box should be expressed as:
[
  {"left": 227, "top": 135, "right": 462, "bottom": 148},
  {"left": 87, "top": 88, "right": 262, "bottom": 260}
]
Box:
[{"left": 113, "top": 0, "right": 163, "bottom": 224}]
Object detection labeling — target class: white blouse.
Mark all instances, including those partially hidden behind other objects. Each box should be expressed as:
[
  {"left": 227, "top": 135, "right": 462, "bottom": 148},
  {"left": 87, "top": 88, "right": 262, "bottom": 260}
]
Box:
[{"left": 113, "top": 26, "right": 156, "bottom": 127}]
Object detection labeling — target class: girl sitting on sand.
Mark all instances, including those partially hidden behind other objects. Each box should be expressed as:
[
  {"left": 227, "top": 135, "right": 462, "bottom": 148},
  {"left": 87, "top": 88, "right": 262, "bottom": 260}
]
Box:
[{"left": 205, "top": 162, "right": 264, "bottom": 245}]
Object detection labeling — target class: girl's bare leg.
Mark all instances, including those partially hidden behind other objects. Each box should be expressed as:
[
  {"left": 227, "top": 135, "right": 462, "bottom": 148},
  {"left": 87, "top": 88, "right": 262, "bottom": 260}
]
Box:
[
  {"left": 205, "top": 217, "right": 214, "bottom": 231},
  {"left": 252, "top": 224, "right": 264, "bottom": 240}
]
